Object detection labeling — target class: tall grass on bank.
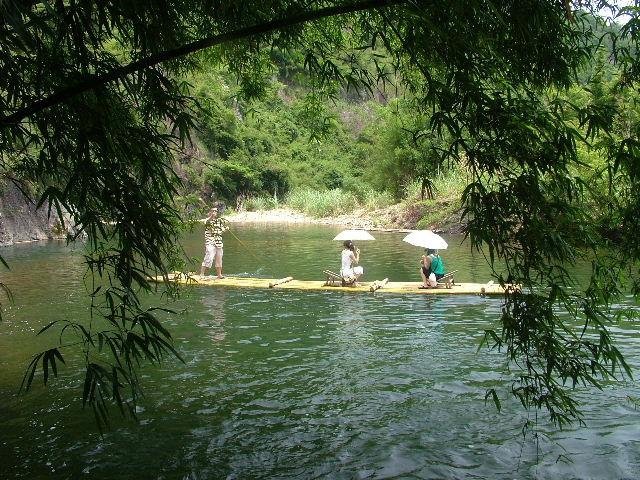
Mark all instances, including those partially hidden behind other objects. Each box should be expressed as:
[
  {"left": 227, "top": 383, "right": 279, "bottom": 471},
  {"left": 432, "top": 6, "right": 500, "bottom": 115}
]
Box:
[
  {"left": 244, "top": 188, "right": 395, "bottom": 218},
  {"left": 284, "top": 188, "right": 396, "bottom": 217},
  {"left": 244, "top": 196, "right": 279, "bottom": 211},
  {"left": 285, "top": 188, "right": 356, "bottom": 217},
  {"left": 404, "top": 167, "right": 470, "bottom": 202},
  {"left": 359, "top": 189, "right": 395, "bottom": 210},
  {"left": 245, "top": 188, "right": 394, "bottom": 217}
]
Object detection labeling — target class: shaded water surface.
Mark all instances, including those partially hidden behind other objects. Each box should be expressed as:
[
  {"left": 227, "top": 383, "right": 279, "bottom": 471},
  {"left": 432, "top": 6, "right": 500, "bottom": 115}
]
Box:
[{"left": 1, "top": 225, "right": 639, "bottom": 479}]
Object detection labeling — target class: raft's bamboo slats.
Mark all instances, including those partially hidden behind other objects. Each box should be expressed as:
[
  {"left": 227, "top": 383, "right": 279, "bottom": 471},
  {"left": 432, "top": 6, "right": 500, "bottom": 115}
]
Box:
[
  {"left": 153, "top": 274, "right": 511, "bottom": 296},
  {"left": 269, "top": 276, "right": 294, "bottom": 288}
]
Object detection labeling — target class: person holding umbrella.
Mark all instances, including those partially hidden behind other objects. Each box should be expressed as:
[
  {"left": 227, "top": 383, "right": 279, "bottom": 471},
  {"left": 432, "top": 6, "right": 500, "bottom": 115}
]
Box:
[
  {"left": 341, "top": 240, "right": 364, "bottom": 285},
  {"left": 402, "top": 230, "right": 448, "bottom": 288},
  {"left": 332, "top": 229, "right": 374, "bottom": 286},
  {"left": 420, "top": 248, "right": 446, "bottom": 288}
]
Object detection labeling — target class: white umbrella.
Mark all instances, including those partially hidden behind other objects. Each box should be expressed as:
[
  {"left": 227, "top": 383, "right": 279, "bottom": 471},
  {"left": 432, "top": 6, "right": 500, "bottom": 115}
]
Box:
[
  {"left": 402, "top": 230, "right": 448, "bottom": 250},
  {"left": 332, "top": 229, "right": 375, "bottom": 241}
]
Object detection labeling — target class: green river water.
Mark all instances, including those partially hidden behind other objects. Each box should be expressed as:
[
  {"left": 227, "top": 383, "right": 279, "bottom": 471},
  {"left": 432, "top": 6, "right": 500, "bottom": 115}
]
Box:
[{"left": 0, "top": 224, "right": 639, "bottom": 479}]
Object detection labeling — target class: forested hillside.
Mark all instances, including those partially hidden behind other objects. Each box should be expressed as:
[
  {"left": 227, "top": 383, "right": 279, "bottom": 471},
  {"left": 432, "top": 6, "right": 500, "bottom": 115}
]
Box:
[
  {"left": 0, "top": 12, "right": 631, "bottom": 233},
  {"left": 176, "top": 50, "right": 419, "bottom": 220},
  {"left": 175, "top": 14, "right": 637, "bottom": 234}
]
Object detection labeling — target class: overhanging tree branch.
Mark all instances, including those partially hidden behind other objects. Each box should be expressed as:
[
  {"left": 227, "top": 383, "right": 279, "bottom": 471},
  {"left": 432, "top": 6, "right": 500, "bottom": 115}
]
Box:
[{"left": 0, "top": 0, "right": 408, "bottom": 128}]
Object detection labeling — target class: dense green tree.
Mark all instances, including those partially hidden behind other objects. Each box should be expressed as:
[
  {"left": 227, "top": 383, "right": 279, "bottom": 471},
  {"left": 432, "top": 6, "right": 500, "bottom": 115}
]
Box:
[
  {"left": 2, "top": 0, "right": 639, "bottom": 429},
  {"left": 357, "top": 98, "right": 452, "bottom": 199},
  {"left": 190, "top": 67, "right": 358, "bottom": 198}
]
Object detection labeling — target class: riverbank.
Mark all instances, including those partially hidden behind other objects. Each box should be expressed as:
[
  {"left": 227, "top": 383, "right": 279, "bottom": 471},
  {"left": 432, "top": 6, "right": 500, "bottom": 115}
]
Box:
[
  {"left": 0, "top": 201, "right": 464, "bottom": 247},
  {"left": 226, "top": 208, "right": 379, "bottom": 229},
  {"left": 226, "top": 203, "right": 465, "bottom": 234}
]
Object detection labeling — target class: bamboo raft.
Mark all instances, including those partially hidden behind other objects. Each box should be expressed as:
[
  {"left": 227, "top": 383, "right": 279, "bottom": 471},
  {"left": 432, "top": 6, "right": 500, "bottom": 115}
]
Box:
[{"left": 152, "top": 272, "right": 511, "bottom": 296}]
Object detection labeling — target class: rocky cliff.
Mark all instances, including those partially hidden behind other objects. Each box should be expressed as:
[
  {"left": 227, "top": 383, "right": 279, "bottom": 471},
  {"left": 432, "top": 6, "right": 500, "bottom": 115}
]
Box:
[{"left": 0, "top": 182, "right": 65, "bottom": 246}]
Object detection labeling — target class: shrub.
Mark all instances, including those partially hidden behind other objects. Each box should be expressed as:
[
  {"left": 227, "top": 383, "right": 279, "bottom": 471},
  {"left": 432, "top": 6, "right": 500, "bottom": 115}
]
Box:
[
  {"left": 260, "top": 165, "right": 291, "bottom": 201},
  {"left": 323, "top": 168, "right": 344, "bottom": 189},
  {"left": 203, "top": 160, "right": 262, "bottom": 203}
]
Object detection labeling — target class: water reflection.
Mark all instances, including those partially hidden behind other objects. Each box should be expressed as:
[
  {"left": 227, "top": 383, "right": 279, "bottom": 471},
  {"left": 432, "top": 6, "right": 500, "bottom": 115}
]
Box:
[{"left": 198, "top": 288, "right": 227, "bottom": 342}]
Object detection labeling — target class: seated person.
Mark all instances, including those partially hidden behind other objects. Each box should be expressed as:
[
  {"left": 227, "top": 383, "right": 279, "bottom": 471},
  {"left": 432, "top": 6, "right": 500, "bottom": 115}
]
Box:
[
  {"left": 340, "top": 240, "right": 363, "bottom": 284},
  {"left": 420, "top": 249, "right": 445, "bottom": 288}
]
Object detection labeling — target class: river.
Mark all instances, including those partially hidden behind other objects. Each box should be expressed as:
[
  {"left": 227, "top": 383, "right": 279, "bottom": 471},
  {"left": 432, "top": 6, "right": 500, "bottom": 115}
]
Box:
[{"left": 0, "top": 224, "right": 638, "bottom": 479}]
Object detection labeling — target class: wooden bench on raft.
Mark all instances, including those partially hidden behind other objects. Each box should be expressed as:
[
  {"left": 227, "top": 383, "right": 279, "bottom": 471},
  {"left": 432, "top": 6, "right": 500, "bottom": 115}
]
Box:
[
  {"left": 323, "top": 270, "right": 357, "bottom": 287},
  {"left": 436, "top": 270, "right": 457, "bottom": 288}
]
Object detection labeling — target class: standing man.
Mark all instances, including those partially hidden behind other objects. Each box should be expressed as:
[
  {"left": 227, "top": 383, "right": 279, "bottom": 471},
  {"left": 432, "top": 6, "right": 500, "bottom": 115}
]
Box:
[{"left": 199, "top": 204, "right": 229, "bottom": 279}]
